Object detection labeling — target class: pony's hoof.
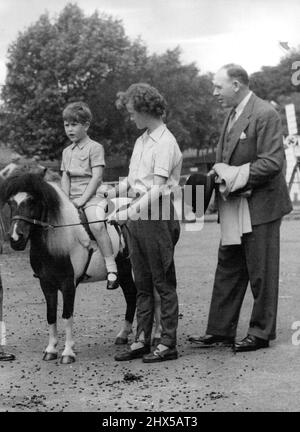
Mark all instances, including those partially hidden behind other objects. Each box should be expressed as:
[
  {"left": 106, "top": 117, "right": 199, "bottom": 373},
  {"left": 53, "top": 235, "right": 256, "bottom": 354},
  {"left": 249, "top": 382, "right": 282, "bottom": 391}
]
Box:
[
  {"left": 43, "top": 352, "right": 58, "bottom": 361},
  {"left": 115, "top": 337, "right": 128, "bottom": 345},
  {"left": 60, "top": 355, "right": 76, "bottom": 364}
]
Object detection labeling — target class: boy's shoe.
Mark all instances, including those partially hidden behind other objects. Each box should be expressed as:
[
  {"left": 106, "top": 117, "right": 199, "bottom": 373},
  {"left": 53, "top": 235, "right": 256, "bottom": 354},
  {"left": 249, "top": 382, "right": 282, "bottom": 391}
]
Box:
[{"left": 107, "top": 272, "right": 119, "bottom": 290}]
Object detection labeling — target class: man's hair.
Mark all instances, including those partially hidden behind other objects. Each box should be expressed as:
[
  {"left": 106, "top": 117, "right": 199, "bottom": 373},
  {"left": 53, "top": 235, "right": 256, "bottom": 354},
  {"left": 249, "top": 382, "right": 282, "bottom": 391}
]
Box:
[
  {"left": 62, "top": 101, "right": 93, "bottom": 124},
  {"left": 116, "top": 83, "right": 166, "bottom": 118},
  {"left": 222, "top": 64, "right": 249, "bottom": 86}
]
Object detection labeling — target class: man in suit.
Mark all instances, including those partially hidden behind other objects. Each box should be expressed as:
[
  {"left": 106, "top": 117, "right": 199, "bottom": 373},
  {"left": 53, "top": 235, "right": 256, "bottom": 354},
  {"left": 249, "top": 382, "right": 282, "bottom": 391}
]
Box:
[{"left": 189, "top": 64, "right": 292, "bottom": 352}]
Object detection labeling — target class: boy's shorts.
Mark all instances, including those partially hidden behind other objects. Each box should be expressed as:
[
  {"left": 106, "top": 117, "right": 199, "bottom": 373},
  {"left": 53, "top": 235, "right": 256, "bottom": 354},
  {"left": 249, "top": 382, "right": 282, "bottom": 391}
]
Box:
[
  {"left": 70, "top": 195, "right": 108, "bottom": 210},
  {"left": 83, "top": 196, "right": 107, "bottom": 210}
]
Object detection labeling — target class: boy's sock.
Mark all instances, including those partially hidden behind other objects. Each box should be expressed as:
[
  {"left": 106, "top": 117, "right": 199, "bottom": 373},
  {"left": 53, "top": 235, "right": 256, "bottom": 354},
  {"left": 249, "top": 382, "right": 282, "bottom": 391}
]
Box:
[{"left": 104, "top": 255, "right": 118, "bottom": 278}]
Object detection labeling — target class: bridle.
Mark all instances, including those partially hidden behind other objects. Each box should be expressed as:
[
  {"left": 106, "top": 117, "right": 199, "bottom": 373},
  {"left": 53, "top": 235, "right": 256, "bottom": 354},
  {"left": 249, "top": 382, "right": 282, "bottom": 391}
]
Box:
[
  {"left": 11, "top": 215, "right": 55, "bottom": 229},
  {"left": 11, "top": 215, "right": 108, "bottom": 230}
]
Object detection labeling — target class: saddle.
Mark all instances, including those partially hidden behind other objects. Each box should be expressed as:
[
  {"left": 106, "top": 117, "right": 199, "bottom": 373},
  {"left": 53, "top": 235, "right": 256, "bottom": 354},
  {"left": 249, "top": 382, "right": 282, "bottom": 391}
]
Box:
[{"left": 76, "top": 208, "right": 130, "bottom": 285}]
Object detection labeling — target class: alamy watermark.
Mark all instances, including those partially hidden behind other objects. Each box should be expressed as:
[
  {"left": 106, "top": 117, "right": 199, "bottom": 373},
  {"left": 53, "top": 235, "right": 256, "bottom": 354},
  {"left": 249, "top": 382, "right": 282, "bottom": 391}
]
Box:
[
  {"left": 98, "top": 181, "right": 206, "bottom": 231},
  {"left": 291, "top": 321, "right": 300, "bottom": 345},
  {"left": 291, "top": 61, "right": 300, "bottom": 86}
]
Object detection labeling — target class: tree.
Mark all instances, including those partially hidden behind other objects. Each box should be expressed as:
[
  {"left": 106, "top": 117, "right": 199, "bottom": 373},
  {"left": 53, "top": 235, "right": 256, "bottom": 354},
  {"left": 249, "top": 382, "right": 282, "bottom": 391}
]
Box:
[
  {"left": 140, "top": 48, "right": 223, "bottom": 152},
  {"left": 250, "top": 48, "right": 300, "bottom": 134},
  {"left": 0, "top": 3, "right": 221, "bottom": 161},
  {"left": 250, "top": 49, "right": 300, "bottom": 101},
  {"left": 1, "top": 3, "right": 147, "bottom": 159}
]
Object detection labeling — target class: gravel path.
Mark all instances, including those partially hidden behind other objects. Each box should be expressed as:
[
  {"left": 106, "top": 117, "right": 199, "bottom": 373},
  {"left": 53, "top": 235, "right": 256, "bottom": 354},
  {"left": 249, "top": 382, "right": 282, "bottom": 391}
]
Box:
[{"left": 0, "top": 218, "right": 300, "bottom": 412}]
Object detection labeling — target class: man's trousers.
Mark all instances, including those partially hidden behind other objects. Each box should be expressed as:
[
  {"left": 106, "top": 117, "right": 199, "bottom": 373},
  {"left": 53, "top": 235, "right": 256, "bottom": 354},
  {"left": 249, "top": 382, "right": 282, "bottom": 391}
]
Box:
[{"left": 206, "top": 218, "right": 281, "bottom": 340}]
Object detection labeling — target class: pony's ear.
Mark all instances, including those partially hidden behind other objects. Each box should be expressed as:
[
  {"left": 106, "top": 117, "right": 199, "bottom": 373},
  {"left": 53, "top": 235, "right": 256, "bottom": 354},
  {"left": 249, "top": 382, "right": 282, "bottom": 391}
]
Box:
[
  {"left": 35, "top": 166, "right": 47, "bottom": 179},
  {"left": 12, "top": 160, "right": 47, "bottom": 178},
  {"left": 26, "top": 163, "right": 47, "bottom": 178},
  {"left": 44, "top": 169, "right": 60, "bottom": 183}
]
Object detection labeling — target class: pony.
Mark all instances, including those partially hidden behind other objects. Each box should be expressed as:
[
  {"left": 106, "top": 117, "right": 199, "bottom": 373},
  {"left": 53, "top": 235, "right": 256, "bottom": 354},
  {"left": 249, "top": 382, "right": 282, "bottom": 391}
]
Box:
[
  {"left": 0, "top": 160, "right": 47, "bottom": 361},
  {"left": 0, "top": 172, "right": 138, "bottom": 364}
]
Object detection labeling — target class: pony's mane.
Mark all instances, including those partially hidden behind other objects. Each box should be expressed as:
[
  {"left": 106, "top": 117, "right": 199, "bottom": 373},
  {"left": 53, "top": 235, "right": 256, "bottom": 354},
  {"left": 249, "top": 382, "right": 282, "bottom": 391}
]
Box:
[
  {"left": 0, "top": 173, "right": 90, "bottom": 255},
  {"left": 0, "top": 173, "right": 61, "bottom": 222}
]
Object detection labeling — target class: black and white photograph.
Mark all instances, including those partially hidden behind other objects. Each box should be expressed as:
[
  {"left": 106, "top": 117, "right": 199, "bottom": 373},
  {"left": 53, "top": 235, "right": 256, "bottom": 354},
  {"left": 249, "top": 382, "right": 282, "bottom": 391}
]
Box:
[{"left": 0, "top": 0, "right": 300, "bottom": 415}]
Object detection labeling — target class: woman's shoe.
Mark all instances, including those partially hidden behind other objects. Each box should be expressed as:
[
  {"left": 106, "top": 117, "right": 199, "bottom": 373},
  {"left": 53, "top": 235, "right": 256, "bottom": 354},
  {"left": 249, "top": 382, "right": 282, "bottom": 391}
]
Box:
[
  {"left": 114, "top": 345, "right": 150, "bottom": 361},
  {"left": 143, "top": 347, "right": 178, "bottom": 363}
]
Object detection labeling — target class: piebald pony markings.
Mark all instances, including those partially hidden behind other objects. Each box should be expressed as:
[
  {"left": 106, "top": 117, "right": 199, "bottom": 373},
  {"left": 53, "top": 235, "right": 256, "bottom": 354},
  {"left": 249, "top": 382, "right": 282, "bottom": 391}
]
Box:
[
  {"left": 2, "top": 174, "right": 138, "bottom": 363},
  {"left": 10, "top": 193, "right": 29, "bottom": 242}
]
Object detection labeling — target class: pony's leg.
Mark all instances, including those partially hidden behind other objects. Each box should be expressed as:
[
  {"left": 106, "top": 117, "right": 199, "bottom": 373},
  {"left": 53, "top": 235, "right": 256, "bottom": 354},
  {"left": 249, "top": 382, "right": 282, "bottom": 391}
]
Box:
[
  {"left": 115, "top": 255, "right": 136, "bottom": 344},
  {"left": 153, "top": 287, "right": 162, "bottom": 345},
  {"left": 0, "top": 273, "right": 15, "bottom": 361},
  {"left": 0, "top": 273, "right": 3, "bottom": 348},
  {"left": 115, "top": 320, "right": 133, "bottom": 345},
  {"left": 40, "top": 281, "right": 58, "bottom": 361},
  {"left": 61, "top": 281, "right": 76, "bottom": 364},
  {"left": 61, "top": 317, "right": 75, "bottom": 363},
  {"left": 0, "top": 273, "right": 5, "bottom": 352}
]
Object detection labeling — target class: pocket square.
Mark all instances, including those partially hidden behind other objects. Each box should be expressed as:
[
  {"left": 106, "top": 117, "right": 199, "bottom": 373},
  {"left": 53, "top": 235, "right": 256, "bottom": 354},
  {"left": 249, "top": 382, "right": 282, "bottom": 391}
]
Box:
[{"left": 240, "top": 132, "right": 247, "bottom": 139}]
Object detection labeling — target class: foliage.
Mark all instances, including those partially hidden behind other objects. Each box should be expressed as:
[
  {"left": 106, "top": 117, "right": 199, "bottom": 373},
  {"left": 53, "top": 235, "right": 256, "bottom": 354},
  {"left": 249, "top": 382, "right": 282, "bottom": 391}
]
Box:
[
  {"left": 0, "top": 3, "right": 220, "bottom": 161},
  {"left": 140, "top": 48, "right": 224, "bottom": 151},
  {"left": 250, "top": 48, "right": 300, "bottom": 133}
]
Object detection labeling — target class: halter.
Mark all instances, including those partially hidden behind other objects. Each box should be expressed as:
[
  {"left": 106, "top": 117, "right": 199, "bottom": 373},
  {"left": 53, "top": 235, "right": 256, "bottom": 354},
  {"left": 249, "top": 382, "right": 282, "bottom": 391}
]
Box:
[{"left": 11, "top": 215, "right": 108, "bottom": 230}]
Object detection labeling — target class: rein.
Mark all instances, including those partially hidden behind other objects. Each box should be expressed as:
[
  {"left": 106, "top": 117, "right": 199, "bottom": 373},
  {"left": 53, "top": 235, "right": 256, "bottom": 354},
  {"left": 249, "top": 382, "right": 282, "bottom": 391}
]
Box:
[{"left": 11, "top": 215, "right": 108, "bottom": 230}]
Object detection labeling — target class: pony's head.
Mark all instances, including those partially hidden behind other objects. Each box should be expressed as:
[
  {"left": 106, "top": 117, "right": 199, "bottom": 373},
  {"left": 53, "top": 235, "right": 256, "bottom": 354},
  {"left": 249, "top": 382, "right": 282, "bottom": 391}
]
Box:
[{"left": 0, "top": 173, "right": 61, "bottom": 250}]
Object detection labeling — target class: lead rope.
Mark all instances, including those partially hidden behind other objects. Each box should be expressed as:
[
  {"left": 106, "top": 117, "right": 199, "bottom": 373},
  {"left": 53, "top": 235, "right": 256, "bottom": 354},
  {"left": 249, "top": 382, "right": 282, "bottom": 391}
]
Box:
[{"left": 11, "top": 215, "right": 108, "bottom": 230}]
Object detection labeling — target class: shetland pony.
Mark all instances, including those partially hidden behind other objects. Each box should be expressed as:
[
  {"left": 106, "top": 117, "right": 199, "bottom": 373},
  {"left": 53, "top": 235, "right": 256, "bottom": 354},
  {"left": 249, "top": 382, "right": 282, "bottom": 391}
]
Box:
[{"left": 0, "top": 173, "right": 138, "bottom": 364}]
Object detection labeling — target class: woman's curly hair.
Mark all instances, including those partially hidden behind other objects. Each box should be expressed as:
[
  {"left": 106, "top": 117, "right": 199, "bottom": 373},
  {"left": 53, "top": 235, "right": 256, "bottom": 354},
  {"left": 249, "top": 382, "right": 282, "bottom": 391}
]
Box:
[{"left": 116, "top": 83, "right": 166, "bottom": 118}]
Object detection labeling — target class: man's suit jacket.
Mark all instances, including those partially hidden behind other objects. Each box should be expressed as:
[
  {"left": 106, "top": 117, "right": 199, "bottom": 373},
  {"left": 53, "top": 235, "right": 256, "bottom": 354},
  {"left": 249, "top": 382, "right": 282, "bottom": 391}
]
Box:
[{"left": 216, "top": 93, "right": 292, "bottom": 226}]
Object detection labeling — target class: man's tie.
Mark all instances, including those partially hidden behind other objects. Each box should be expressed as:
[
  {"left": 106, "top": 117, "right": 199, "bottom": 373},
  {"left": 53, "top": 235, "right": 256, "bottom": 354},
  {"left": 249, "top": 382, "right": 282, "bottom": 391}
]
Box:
[{"left": 227, "top": 109, "right": 236, "bottom": 132}]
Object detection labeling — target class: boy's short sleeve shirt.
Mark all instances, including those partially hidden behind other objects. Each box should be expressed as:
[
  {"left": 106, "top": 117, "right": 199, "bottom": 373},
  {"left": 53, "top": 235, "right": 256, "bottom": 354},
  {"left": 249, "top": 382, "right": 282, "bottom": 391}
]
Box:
[
  {"left": 61, "top": 137, "right": 105, "bottom": 198},
  {"left": 128, "top": 124, "right": 182, "bottom": 194}
]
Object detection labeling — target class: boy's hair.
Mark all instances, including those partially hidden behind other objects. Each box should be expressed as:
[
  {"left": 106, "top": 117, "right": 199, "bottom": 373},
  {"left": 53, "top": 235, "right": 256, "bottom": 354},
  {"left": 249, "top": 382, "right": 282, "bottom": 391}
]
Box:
[
  {"left": 62, "top": 101, "right": 93, "bottom": 124},
  {"left": 116, "top": 83, "right": 166, "bottom": 118}
]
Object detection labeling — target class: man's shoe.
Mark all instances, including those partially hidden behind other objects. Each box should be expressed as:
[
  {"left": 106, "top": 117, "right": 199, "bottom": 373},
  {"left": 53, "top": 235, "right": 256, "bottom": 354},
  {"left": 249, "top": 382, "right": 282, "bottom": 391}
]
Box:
[
  {"left": 107, "top": 272, "right": 119, "bottom": 290},
  {"left": 234, "top": 335, "right": 269, "bottom": 352},
  {"left": 114, "top": 345, "right": 150, "bottom": 361},
  {"left": 0, "top": 352, "right": 15, "bottom": 361},
  {"left": 188, "top": 334, "right": 234, "bottom": 347},
  {"left": 143, "top": 347, "right": 178, "bottom": 363}
]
